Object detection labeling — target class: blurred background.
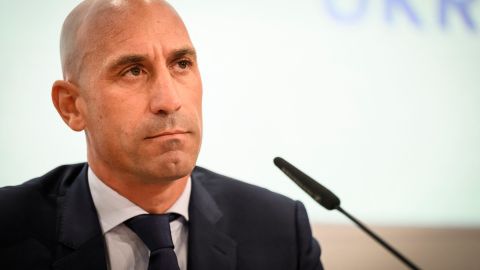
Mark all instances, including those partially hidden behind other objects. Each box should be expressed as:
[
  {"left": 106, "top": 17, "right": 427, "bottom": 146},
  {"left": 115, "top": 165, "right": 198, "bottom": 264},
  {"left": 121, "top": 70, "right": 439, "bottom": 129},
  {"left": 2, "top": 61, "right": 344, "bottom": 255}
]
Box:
[{"left": 1, "top": 0, "right": 479, "bottom": 269}]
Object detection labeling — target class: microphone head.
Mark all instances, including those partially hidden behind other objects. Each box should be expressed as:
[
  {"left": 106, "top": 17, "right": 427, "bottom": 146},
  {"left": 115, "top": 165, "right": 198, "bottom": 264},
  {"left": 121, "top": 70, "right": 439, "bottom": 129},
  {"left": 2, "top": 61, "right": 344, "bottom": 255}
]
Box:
[{"left": 274, "top": 157, "right": 341, "bottom": 210}]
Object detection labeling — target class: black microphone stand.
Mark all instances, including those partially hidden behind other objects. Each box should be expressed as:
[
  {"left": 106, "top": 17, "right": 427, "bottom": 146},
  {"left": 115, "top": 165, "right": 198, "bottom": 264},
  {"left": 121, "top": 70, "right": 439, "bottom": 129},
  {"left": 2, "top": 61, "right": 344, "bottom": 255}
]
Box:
[{"left": 336, "top": 206, "right": 420, "bottom": 270}]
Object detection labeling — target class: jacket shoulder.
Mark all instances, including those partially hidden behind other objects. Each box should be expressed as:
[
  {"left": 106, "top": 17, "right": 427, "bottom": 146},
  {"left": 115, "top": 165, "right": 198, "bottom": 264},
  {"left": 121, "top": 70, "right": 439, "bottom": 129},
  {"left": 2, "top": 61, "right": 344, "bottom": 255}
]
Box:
[
  {"left": 0, "top": 163, "right": 87, "bottom": 247},
  {"left": 192, "top": 166, "right": 299, "bottom": 229},
  {"left": 0, "top": 163, "right": 86, "bottom": 197},
  {"left": 192, "top": 166, "right": 296, "bottom": 208}
]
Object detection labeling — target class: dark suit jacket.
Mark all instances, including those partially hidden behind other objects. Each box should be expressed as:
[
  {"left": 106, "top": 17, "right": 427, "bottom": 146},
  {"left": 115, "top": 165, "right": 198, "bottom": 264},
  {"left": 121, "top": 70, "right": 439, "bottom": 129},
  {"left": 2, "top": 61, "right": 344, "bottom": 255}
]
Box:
[{"left": 0, "top": 163, "right": 322, "bottom": 270}]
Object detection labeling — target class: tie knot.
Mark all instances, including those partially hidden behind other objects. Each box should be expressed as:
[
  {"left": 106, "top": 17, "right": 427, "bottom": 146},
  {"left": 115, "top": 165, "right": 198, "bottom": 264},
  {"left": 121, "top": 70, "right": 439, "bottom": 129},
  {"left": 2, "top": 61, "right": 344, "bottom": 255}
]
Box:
[{"left": 125, "top": 213, "right": 178, "bottom": 251}]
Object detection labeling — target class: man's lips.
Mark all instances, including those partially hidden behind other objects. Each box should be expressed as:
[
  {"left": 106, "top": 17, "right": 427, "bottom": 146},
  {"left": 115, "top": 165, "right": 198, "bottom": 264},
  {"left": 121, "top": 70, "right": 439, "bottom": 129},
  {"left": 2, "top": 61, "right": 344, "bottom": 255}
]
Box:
[{"left": 145, "top": 130, "right": 189, "bottom": 140}]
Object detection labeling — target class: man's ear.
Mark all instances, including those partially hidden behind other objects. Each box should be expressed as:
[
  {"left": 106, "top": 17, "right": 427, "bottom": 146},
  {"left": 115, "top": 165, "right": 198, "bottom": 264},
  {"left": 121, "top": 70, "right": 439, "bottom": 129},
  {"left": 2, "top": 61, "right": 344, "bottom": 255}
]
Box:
[{"left": 51, "top": 80, "right": 86, "bottom": 131}]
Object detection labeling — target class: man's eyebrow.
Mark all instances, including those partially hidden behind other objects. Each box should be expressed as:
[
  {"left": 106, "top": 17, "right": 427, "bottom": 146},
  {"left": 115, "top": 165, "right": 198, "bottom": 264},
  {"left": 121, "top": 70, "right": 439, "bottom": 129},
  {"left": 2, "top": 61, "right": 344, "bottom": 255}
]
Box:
[
  {"left": 107, "top": 48, "right": 196, "bottom": 70},
  {"left": 108, "top": 55, "right": 148, "bottom": 70},
  {"left": 169, "top": 47, "right": 197, "bottom": 61}
]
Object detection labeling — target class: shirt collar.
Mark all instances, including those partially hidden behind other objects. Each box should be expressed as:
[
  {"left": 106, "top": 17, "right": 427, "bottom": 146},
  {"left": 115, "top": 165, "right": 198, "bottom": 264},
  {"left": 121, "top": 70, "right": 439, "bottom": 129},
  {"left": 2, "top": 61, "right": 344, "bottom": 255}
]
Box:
[{"left": 88, "top": 166, "right": 191, "bottom": 234}]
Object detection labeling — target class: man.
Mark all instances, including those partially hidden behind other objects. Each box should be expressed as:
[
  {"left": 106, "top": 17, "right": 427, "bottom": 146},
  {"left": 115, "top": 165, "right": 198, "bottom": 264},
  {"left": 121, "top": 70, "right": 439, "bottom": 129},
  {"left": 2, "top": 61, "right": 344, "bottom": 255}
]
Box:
[{"left": 0, "top": 0, "right": 322, "bottom": 269}]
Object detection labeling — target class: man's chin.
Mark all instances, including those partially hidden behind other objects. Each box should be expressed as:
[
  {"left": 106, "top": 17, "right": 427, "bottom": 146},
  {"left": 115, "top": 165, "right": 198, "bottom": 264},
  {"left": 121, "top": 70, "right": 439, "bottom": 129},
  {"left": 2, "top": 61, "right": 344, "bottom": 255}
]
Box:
[{"left": 141, "top": 155, "right": 195, "bottom": 183}]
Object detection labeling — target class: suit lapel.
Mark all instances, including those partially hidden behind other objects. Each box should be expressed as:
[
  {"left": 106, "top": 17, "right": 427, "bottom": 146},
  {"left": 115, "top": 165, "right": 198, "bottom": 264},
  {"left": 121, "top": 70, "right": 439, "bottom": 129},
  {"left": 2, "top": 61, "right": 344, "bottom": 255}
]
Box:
[
  {"left": 188, "top": 168, "right": 237, "bottom": 270},
  {"left": 53, "top": 164, "right": 107, "bottom": 270}
]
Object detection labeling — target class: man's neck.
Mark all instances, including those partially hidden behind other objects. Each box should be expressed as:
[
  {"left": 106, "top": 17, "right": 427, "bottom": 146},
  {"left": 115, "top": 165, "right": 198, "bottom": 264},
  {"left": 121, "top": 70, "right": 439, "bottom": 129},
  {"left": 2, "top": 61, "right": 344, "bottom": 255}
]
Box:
[{"left": 87, "top": 162, "right": 189, "bottom": 214}]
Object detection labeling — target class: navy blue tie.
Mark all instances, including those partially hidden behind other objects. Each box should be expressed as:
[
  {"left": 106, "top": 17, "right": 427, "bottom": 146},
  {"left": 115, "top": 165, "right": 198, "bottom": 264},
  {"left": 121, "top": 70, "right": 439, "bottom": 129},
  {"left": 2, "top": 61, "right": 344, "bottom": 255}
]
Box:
[{"left": 125, "top": 214, "right": 180, "bottom": 270}]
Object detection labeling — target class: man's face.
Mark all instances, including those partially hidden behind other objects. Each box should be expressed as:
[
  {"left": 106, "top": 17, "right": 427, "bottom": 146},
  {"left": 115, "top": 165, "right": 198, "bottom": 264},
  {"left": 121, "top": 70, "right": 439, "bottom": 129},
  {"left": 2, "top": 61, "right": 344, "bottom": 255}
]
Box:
[{"left": 75, "top": 2, "right": 202, "bottom": 183}]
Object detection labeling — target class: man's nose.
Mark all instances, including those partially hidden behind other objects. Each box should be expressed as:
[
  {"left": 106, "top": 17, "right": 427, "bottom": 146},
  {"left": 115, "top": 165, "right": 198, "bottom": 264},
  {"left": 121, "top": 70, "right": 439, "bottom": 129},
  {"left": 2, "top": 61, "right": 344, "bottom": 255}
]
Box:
[{"left": 149, "top": 69, "right": 182, "bottom": 114}]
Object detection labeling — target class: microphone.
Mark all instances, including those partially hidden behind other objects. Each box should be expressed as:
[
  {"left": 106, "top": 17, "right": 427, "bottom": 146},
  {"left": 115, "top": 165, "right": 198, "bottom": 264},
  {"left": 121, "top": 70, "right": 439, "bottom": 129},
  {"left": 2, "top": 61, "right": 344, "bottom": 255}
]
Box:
[{"left": 273, "top": 157, "right": 421, "bottom": 270}]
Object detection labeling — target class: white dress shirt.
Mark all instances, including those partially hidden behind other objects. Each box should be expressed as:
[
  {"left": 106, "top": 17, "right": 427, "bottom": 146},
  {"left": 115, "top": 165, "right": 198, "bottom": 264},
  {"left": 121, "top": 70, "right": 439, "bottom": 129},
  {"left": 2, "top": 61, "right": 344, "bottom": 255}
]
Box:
[{"left": 88, "top": 167, "right": 190, "bottom": 270}]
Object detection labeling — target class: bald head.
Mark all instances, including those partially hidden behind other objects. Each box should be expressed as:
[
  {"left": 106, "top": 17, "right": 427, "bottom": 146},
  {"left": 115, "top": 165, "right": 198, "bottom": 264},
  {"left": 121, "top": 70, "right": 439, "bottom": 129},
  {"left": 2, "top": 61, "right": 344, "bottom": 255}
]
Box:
[{"left": 60, "top": 0, "right": 186, "bottom": 83}]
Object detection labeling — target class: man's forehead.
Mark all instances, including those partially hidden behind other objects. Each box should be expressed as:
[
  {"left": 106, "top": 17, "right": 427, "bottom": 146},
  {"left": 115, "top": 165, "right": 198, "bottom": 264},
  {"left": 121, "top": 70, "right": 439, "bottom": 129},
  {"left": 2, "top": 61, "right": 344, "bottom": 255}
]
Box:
[
  {"left": 62, "top": 0, "right": 190, "bottom": 80},
  {"left": 84, "top": 19, "right": 193, "bottom": 66}
]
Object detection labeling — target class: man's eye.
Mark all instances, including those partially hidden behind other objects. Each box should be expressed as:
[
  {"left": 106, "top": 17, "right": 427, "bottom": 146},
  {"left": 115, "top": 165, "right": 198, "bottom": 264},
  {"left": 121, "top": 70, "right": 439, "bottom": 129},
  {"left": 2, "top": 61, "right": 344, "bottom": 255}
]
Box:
[
  {"left": 176, "top": 60, "right": 192, "bottom": 70},
  {"left": 127, "top": 66, "right": 143, "bottom": 76},
  {"left": 120, "top": 65, "right": 145, "bottom": 78}
]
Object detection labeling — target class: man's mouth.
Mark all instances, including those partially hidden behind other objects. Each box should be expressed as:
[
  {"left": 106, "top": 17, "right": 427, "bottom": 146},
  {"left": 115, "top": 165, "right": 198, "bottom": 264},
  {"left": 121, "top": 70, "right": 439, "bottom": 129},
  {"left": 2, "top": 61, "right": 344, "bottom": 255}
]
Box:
[{"left": 145, "top": 130, "right": 189, "bottom": 140}]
